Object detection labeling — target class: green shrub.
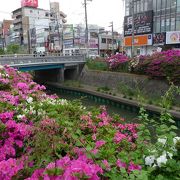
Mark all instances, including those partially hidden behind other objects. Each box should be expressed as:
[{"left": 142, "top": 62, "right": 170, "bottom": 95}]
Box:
[{"left": 86, "top": 60, "right": 108, "bottom": 71}]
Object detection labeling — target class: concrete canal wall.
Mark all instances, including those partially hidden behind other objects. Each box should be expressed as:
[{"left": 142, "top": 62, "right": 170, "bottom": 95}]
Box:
[{"left": 79, "top": 67, "right": 180, "bottom": 99}]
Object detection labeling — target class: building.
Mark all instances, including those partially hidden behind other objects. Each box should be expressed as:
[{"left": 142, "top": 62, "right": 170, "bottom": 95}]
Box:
[
  {"left": 11, "top": 0, "right": 67, "bottom": 52},
  {"left": 0, "top": 20, "right": 13, "bottom": 49},
  {"left": 63, "top": 24, "right": 121, "bottom": 57},
  {"left": 124, "top": 0, "right": 180, "bottom": 56}
]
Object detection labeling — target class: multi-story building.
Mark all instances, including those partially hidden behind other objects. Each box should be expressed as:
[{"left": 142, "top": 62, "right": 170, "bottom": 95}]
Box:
[
  {"left": 124, "top": 0, "right": 180, "bottom": 56},
  {"left": 0, "top": 20, "right": 13, "bottom": 49},
  {"left": 12, "top": 0, "right": 67, "bottom": 52},
  {"left": 63, "top": 24, "right": 121, "bottom": 57}
]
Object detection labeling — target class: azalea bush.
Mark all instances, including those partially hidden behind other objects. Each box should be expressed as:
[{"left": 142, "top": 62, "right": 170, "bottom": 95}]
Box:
[
  {"left": 106, "top": 53, "right": 129, "bottom": 72},
  {"left": 0, "top": 65, "right": 180, "bottom": 179},
  {"left": 132, "top": 50, "right": 180, "bottom": 83}
]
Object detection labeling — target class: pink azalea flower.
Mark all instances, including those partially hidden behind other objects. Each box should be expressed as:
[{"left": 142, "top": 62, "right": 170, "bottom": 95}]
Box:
[
  {"left": 95, "top": 140, "right": 106, "bottom": 148},
  {"left": 116, "top": 159, "right": 126, "bottom": 168}
]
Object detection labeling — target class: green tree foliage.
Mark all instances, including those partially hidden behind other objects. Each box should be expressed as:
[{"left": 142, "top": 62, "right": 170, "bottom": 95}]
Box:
[
  {"left": 6, "top": 44, "right": 20, "bottom": 54},
  {"left": 0, "top": 48, "right": 5, "bottom": 55}
]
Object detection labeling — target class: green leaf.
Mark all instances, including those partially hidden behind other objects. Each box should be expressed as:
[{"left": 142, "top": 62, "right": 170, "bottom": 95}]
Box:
[{"left": 170, "top": 125, "right": 178, "bottom": 130}]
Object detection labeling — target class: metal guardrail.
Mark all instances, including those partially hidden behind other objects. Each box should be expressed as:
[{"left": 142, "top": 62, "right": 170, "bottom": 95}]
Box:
[
  {"left": 0, "top": 53, "right": 85, "bottom": 58},
  {"left": 0, "top": 54, "right": 86, "bottom": 67}
]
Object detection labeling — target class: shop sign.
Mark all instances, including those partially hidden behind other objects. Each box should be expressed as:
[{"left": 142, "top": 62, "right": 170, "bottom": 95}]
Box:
[
  {"left": 21, "top": 0, "right": 38, "bottom": 8},
  {"left": 124, "top": 10, "right": 153, "bottom": 36},
  {"left": 153, "top": 32, "right": 166, "bottom": 45},
  {"left": 166, "top": 31, "right": 180, "bottom": 44},
  {"left": 124, "top": 34, "right": 152, "bottom": 47}
]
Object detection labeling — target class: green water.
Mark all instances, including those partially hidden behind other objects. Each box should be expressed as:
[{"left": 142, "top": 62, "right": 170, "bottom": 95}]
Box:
[{"left": 57, "top": 91, "right": 139, "bottom": 123}]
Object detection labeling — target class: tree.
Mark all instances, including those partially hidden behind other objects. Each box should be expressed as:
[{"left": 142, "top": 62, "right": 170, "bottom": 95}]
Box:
[
  {"left": 6, "top": 44, "right": 20, "bottom": 54},
  {"left": 0, "top": 48, "right": 5, "bottom": 55}
]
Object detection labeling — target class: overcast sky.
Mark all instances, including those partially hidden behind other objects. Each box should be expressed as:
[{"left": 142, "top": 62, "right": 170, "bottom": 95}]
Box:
[{"left": 0, "top": 0, "right": 125, "bottom": 32}]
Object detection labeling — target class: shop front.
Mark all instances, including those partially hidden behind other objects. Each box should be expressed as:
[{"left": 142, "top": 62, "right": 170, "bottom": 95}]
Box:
[{"left": 124, "top": 34, "right": 153, "bottom": 57}]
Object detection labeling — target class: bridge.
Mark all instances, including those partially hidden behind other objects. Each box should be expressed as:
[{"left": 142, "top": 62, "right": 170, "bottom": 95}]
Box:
[{"left": 0, "top": 54, "right": 86, "bottom": 83}]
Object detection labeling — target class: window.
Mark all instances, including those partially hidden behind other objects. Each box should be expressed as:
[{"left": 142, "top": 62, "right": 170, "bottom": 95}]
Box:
[
  {"left": 144, "top": 0, "right": 148, "bottom": 11},
  {"left": 171, "top": 0, "right": 177, "bottom": 12},
  {"left": 157, "top": 0, "right": 161, "bottom": 10},
  {"left": 125, "top": 0, "right": 130, "bottom": 16},
  {"left": 153, "top": 0, "right": 157, "bottom": 11},
  {"left": 177, "top": 0, "right": 180, "bottom": 12},
  {"left": 161, "top": 16, "right": 165, "bottom": 31},
  {"left": 176, "top": 15, "right": 180, "bottom": 30},
  {"left": 134, "top": 1, "right": 137, "bottom": 14},
  {"left": 101, "top": 38, "right": 106, "bottom": 43},
  {"left": 170, "top": 15, "right": 175, "bottom": 31},
  {"left": 137, "top": 1, "right": 140, "bottom": 13},
  {"left": 147, "top": 0, "right": 153, "bottom": 11},
  {"left": 171, "top": 0, "right": 177, "bottom": 7},
  {"left": 153, "top": 17, "right": 157, "bottom": 32},
  {"left": 156, "top": 17, "right": 161, "bottom": 32},
  {"left": 162, "top": 0, "right": 166, "bottom": 9},
  {"left": 166, "top": 16, "right": 170, "bottom": 31},
  {"left": 30, "top": 10, "right": 33, "bottom": 13},
  {"left": 107, "top": 39, "right": 112, "bottom": 44},
  {"left": 141, "top": 0, "right": 144, "bottom": 12}
]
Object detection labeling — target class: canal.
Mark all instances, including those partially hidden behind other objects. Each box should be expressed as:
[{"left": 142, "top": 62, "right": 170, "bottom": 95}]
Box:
[{"left": 47, "top": 86, "right": 140, "bottom": 123}]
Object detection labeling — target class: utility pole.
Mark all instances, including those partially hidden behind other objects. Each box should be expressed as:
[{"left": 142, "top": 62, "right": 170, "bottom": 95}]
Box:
[
  {"left": 27, "top": 29, "right": 31, "bottom": 54},
  {"left": 84, "top": 0, "right": 92, "bottom": 55},
  {"left": 131, "top": 0, "right": 135, "bottom": 58},
  {"left": 109, "top": 21, "right": 114, "bottom": 55},
  {"left": 130, "top": 0, "right": 140, "bottom": 58}
]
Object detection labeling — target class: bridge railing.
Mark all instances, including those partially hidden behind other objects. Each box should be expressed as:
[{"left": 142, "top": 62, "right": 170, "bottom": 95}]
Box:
[
  {"left": 0, "top": 53, "right": 86, "bottom": 59},
  {"left": 0, "top": 53, "right": 86, "bottom": 67}
]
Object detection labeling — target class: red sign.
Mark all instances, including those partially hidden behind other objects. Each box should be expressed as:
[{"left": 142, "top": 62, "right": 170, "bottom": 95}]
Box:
[{"left": 21, "top": 0, "right": 38, "bottom": 8}]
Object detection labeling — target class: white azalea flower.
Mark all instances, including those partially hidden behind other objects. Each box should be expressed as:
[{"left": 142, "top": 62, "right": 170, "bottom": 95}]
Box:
[
  {"left": 166, "top": 152, "right": 173, "bottom": 159},
  {"left": 60, "top": 99, "right": 68, "bottom": 105},
  {"left": 27, "top": 97, "right": 33, "bottom": 103},
  {"left": 173, "top": 137, "right": 180, "bottom": 145},
  {"left": 145, "top": 155, "right": 155, "bottom": 166},
  {"left": 17, "top": 114, "right": 25, "bottom": 119},
  {"left": 157, "top": 154, "right": 167, "bottom": 167},
  {"left": 5, "top": 74, "right": 9, "bottom": 78},
  {"left": 158, "top": 137, "right": 167, "bottom": 145}
]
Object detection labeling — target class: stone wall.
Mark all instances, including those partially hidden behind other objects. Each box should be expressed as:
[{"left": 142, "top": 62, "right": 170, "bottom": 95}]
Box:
[{"left": 79, "top": 67, "right": 179, "bottom": 99}]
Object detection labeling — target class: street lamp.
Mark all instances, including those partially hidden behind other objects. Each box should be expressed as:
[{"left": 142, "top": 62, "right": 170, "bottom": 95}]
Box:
[{"left": 130, "top": 0, "right": 140, "bottom": 58}]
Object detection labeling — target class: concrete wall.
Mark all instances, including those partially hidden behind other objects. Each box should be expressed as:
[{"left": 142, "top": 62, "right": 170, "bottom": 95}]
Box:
[{"left": 79, "top": 67, "right": 179, "bottom": 99}]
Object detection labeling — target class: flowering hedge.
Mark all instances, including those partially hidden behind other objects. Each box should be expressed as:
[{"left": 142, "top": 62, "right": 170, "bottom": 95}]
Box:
[
  {"left": 0, "top": 65, "right": 180, "bottom": 179},
  {"left": 106, "top": 53, "right": 129, "bottom": 71},
  {"left": 131, "top": 50, "right": 180, "bottom": 83}
]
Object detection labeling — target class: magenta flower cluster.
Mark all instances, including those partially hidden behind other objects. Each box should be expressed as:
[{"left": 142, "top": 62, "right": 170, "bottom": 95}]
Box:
[
  {"left": 27, "top": 155, "right": 103, "bottom": 180},
  {"left": 0, "top": 66, "right": 143, "bottom": 179},
  {"left": 134, "top": 50, "right": 180, "bottom": 83},
  {"left": 106, "top": 53, "right": 129, "bottom": 70}
]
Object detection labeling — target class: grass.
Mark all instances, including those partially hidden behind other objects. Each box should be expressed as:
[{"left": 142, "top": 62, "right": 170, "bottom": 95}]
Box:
[
  {"left": 86, "top": 59, "right": 108, "bottom": 71},
  {"left": 63, "top": 80, "right": 82, "bottom": 88}
]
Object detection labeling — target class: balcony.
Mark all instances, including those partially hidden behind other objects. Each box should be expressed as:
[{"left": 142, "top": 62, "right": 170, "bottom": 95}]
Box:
[
  {"left": 12, "top": 11, "right": 22, "bottom": 19},
  {"left": 13, "top": 24, "right": 22, "bottom": 31},
  {"left": 13, "top": 18, "right": 22, "bottom": 24}
]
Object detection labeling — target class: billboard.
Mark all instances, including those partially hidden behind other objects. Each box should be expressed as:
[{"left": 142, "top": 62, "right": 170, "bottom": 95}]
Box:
[
  {"left": 30, "top": 28, "right": 36, "bottom": 46},
  {"left": 124, "top": 34, "right": 152, "bottom": 46},
  {"left": 124, "top": 10, "right": 153, "bottom": 36},
  {"left": 153, "top": 33, "right": 166, "bottom": 45},
  {"left": 21, "top": 0, "right": 38, "bottom": 8},
  {"left": 63, "top": 24, "right": 74, "bottom": 40},
  {"left": 166, "top": 31, "right": 180, "bottom": 44}
]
